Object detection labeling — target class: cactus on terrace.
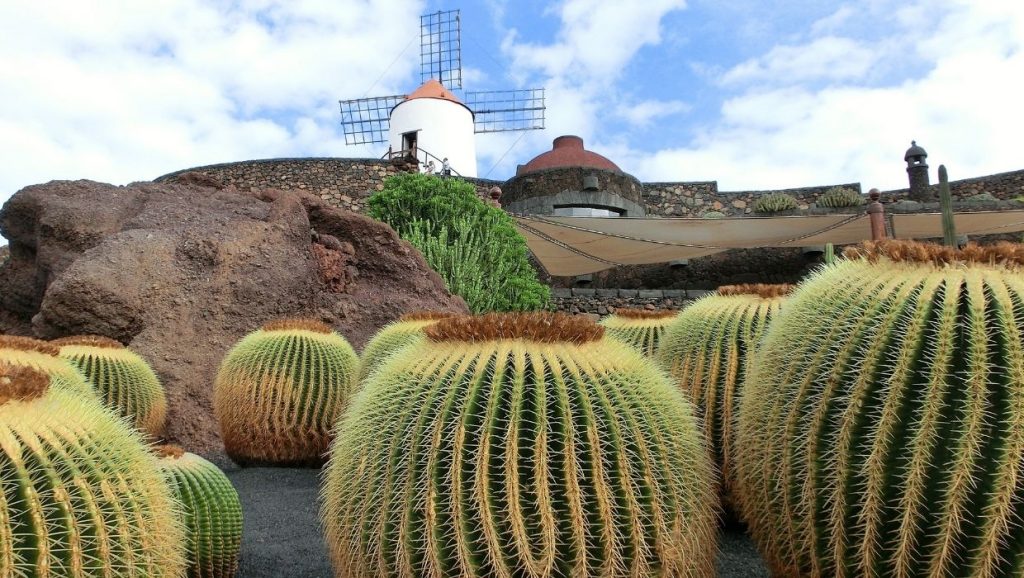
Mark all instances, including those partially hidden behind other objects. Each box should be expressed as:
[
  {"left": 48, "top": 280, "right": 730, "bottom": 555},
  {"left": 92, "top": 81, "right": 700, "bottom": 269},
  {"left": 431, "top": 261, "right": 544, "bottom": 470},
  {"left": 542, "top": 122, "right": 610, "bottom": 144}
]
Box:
[{"left": 599, "top": 307, "right": 678, "bottom": 357}]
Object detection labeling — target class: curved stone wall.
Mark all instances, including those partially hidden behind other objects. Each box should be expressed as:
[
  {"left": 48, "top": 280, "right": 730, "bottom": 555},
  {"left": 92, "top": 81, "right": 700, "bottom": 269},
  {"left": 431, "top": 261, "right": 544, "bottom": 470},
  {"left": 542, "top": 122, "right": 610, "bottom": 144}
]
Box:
[{"left": 500, "top": 166, "right": 645, "bottom": 215}]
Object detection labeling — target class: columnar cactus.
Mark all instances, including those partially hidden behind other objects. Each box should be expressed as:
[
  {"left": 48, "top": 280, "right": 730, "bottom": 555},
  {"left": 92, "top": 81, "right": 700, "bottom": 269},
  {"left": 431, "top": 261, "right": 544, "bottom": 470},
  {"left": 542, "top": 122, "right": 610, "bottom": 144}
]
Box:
[
  {"left": 214, "top": 318, "right": 359, "bottom": 465},
  {"left": 357, "top": 311, "right": 456, "bottom": 383},
  {"left": 323, "top": 312, "right": 718, "bottom": 578},
  {"left": 0, "top": 361, "right": 186, "bottom": 576},
  {"left": 0, "top": 334, "right": 99, "bottom": 401},
  {"left": 656, "top": 284, "right": 791, "bottom": 509},
  {"left": 753, "top": 192, "right": 798, "bottom": 213},
  {"left": 156, "top": 445, "right": 243, "bottom": 578},
  {"left": 735, "top": 240, "right": 1024, "bottom": 577},
  {"left": 54, "top": 335, "right": 168, "bottom": 436},
  {"left": 599, "top": 308, "right": 678, "bottom": 357}
]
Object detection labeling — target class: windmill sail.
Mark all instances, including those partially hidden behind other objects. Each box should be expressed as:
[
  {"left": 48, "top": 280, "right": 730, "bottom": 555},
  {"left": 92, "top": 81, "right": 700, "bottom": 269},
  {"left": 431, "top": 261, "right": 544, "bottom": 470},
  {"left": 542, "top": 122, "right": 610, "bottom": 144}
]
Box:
[
  {"left": 339, "top": 94, "right": 404, "bottom": 145},
  {"left": 420, "top": 10, "right": 462, "bottom": 89},
  {"left": 465, "top": 89, "right": 546, "bottom": 133}
]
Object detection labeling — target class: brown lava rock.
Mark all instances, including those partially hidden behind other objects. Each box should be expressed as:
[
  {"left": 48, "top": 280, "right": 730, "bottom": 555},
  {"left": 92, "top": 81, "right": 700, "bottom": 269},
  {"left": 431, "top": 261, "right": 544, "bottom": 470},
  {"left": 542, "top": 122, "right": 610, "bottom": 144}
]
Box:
[{"left": 0, "top": 177, "right": 467, "bottom": 459}]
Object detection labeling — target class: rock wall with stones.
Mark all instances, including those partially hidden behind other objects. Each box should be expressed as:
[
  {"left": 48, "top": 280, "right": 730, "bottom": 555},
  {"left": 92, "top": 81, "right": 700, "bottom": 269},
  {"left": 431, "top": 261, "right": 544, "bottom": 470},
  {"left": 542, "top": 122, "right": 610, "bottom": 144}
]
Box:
[
  {"left": 490, "top": 166, "right": 646, "bottom": 214},
  {"left": 883, "top": 168, "right": 1024, "bottom": 202},
  {"left": 550, "top": 287, "right": 705, "bottom": 317},
  {"left": 642, "top": 181, "right": 864, "bottom": 217}
]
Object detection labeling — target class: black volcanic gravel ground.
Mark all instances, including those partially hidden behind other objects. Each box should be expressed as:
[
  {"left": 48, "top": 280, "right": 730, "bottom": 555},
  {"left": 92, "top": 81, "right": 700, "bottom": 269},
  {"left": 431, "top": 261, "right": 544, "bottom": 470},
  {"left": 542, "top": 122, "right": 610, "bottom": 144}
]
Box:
[{"left": 225, "top": 467, "right": 769, "bottom": 577}]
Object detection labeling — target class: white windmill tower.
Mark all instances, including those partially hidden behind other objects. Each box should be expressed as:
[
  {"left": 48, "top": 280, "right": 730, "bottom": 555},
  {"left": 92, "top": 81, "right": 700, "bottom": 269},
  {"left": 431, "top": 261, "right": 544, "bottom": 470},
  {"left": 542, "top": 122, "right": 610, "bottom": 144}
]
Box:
[{"left": 339, "top": 10, "right": 545, "bottom": 178}]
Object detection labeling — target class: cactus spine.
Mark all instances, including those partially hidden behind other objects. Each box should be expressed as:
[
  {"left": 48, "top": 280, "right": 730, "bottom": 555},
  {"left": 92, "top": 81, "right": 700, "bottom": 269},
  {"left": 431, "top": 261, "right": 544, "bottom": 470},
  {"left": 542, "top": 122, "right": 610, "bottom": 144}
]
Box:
[
  {"left": 357, "top": 311, "right": 456, "bottom": 383},
  {"left": 0, "top": 361, "right": 186, "bottom": 577},
  {"left": 599, "top": 308, "right": 678, "bottom": 357},
  {"left": 735, "top": 240, "right": 1024, "bottom": 577},
  {"left": 0, "top": 335, "right": 99, "bottom": 401},
  {"left": 214, "top": 318, "right": 359, "bottom": 465},
  {"left": 656, "top": 284, "right": 791, "bottom": 510},
  {"left": 323, "top": 312, "right": 718, "bottom": 578},
  {"left": 54, "top": 335, "right": 168, "bottom": 437},
  {"left": 156, "top": 445, "right": 243, "bottom": 578}
]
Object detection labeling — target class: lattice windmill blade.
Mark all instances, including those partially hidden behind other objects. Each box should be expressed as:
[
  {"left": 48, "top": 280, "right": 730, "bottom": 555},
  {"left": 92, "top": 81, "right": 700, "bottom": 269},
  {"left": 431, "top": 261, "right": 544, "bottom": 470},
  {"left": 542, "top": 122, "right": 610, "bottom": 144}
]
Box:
[
  {"left": 420, "top": 10, "right": 462, "bottom": 89},
  {"left": 465, "top": 89, "right": 546, "bottom": 134},
  {"left": 339, "top": 94, "right": 406, "bottom": 145}
]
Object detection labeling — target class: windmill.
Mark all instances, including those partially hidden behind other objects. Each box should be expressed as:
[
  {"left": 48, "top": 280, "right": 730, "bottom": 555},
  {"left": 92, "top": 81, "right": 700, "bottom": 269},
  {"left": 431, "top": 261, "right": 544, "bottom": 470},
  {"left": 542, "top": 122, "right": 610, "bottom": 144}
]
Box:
[{"left": 339, "top": 9, "right": 546, "bottom": 178}]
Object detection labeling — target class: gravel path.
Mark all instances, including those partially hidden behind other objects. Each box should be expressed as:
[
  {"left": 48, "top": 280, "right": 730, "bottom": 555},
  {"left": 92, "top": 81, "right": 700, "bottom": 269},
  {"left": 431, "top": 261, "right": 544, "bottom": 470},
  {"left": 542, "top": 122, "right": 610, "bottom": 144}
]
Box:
[{"left": 227, "top": 467, "right": 768, "bottom": 577}]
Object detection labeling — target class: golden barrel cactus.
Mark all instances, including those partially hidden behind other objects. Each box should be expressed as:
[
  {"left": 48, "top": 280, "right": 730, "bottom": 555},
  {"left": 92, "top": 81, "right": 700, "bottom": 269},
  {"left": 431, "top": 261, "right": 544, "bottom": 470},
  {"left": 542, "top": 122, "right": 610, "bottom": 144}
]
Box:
[
  {"left": 214, "top": 318, "right": 359, "bottom": 466},
  {"left": 0, "top": 334, "right": 99, "bottom": 401},
  {"left": 598, "top": 308, "right": 678, "bottom": 357},
  {"left": 0, "top": 361, "right": 185, "bottom": 576},
  {"left": 655, "top": 284, "right": 791, "bottom": 508},
  {"left": 54, "top": 335, "right": 168, "bottom": 437},
  {"left": 323, "top": 312, "right": 718, "bottom": 578},
  {"left": 156, "top": 445, "right": 243, "bottom": 578},
  {"left": 736, "top": 241, "right": 1024, "bottom": 577},
  {"left": 357, "top": 311, "right": 456, "bottom": 383}
]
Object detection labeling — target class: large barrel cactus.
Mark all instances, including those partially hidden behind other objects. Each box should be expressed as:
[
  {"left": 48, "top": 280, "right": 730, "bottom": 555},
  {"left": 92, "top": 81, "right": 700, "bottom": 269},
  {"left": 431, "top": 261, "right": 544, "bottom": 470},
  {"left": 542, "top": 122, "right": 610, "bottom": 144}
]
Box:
[
  {"left": 0, "top": 361, "right": 186, "bottom": 576},
  {"left": 735, "top": 240, "right": 1024, "bottom": 577},
  {"left": 598, "top": 308, "right": 678, "bottom": 357},
  {"left": 656, "top": 284, "right": 791, "bottom": 508},
  {"left": 156, "top": 445, "right": 243, "bottom": 578},
  {"left": 0, "top": 335, "right": 99, "bottom": 401},
  {"left": 323, "top": 312, "right": 718, "bottom": 578},
  {"left": 214, "top": 318, "right": 359, "bottom": 465},
  {"left": 54, "top": 335, "right": 168, "bottom": 437},
  {"left": 357, "top": 311, "right": 456, "bottom": 383}
]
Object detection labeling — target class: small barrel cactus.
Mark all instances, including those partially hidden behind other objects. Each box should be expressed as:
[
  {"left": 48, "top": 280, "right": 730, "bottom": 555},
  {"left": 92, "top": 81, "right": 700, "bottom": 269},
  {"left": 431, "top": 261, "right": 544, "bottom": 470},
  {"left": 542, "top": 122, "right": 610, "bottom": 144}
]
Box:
[
  {"left": 214, "top": 318, "right": 359, "bottom": 466},
  {"left": 54, "top": 335, "right": 168, "bottom": 436},
  {"left": 656, "top": 284, "right": 791, "bottom": 510},
  {"left": 0, "top": 361, "right": 186, "bottom": 576},
  {"left": 702, "top": 210, "right": 726, "bottom": 219},
  {"left": 816, "top": 186, "right": 864, "bottom": 208},
  {"left": 599, "top": 307, "right": 678, "bottom": 357},
  {"left": 357, "top": 311, "right": 457, "bottom": 383},
  {"left": 156, "top": 445, "right": 243, "bottom": 578},
  {"left": 736, "top": 240, "right": 1024, "bottom": 577},
  {"left": 323, "top": 312, "right": 718, "bottom": 577},
  {"left": 753, "top": 192, "right": 798, "bottom": 213},
  {"left": 0, "top": 334, "right": 99, "bottom": 401}
]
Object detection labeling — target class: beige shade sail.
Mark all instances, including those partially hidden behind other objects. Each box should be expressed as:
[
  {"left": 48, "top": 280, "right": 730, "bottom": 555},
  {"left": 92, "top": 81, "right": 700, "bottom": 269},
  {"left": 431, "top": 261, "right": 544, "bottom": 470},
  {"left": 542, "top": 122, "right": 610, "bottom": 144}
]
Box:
[{"left": 516, "top": 210, "right": 1024, "bottom": 276}]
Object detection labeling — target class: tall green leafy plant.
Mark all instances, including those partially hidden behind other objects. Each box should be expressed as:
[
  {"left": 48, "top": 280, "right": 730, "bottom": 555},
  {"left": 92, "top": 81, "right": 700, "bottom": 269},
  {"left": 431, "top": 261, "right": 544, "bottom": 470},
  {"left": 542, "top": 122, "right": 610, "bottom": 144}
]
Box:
[{"left": 368, "top": 173, "right": 549, "bottom": 313}]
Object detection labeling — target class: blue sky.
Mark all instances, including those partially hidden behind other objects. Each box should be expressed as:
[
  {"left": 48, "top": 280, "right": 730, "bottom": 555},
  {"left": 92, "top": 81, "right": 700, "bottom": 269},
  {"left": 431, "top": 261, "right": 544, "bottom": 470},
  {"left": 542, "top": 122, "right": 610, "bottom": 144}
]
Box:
[{"left": 1, "top": 0, "right": 1022, "bottom": 221}]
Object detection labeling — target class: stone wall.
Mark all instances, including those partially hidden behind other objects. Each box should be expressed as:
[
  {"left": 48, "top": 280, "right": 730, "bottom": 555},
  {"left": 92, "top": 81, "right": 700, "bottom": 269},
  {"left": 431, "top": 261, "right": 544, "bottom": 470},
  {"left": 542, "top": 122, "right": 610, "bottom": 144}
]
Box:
[
  {"left": 883, "top": 168, "right": 1024, "bottom": 202},
  {"left": 550, "top": 288, "right": 702, "bottom": 316},
  {"left": 501, "top": 167, "right": 645, "bottom": 214}
]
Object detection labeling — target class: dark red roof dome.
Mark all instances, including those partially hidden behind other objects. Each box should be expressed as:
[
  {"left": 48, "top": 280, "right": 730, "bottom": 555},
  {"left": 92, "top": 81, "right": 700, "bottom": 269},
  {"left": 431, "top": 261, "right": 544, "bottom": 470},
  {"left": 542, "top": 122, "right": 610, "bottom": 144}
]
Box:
[{"left": 517, "top": 136, "right": 620, "bottom": 176}]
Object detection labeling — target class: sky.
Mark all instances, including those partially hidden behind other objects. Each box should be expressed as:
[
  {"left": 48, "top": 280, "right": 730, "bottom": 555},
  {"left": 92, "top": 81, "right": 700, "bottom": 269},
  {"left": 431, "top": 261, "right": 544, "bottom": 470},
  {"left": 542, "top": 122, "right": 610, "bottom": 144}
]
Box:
[{"left": 1, "top": 0, "right": 1022, "bottom": 218}]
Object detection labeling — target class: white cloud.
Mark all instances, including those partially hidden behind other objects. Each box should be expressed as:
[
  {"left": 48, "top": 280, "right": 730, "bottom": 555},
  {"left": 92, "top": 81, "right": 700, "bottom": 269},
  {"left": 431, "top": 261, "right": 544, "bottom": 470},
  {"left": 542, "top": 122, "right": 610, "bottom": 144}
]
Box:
[
  {"left": 615, "top": 99, "right": 691, "bottom": 128},
  {"left": 720, "top": 36, "right": 881, "bottom": 86}
]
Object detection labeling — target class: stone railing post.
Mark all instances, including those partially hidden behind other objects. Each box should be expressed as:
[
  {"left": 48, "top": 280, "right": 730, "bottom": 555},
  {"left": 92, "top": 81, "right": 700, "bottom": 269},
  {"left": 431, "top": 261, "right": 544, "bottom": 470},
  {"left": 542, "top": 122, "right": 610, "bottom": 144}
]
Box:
[{"left": 866, "top": 188, "right": 887, "bottom": 241}]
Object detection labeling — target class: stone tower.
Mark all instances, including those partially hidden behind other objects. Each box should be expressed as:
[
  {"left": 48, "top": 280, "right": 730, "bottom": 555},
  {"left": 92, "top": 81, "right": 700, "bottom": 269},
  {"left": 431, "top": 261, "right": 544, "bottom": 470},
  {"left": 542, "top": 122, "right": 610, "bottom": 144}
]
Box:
[{"left": 905, "top": 140, "right": 931, "bottom": 202}]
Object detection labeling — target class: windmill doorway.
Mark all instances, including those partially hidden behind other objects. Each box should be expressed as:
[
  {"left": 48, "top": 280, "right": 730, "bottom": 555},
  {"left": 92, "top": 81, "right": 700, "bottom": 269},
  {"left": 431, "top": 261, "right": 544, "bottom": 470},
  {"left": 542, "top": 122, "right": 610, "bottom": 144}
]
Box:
[{"left": 402, "top": 131, "right": 419, "bottom": 160}]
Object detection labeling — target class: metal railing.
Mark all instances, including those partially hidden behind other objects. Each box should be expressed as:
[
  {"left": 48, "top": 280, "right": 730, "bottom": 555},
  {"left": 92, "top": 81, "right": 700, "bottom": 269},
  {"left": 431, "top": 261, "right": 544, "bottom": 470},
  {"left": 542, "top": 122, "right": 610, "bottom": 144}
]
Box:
[{"left": 382, "top": 147, "right": 463, "bottom": 177}]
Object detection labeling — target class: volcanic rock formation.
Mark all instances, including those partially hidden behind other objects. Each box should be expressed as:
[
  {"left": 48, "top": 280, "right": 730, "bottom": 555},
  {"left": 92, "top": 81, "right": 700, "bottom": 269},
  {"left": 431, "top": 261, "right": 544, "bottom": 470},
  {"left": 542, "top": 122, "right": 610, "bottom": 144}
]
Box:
[{"left": 0, "top": 175, "right": 468, "bottom": 458}]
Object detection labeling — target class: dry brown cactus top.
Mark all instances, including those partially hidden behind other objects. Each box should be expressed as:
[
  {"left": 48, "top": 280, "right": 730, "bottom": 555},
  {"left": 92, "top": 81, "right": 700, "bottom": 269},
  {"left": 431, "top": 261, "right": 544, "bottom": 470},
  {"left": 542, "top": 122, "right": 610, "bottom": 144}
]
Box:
[
  {"left": 609, "top": 308, "right": 678, "bottom": 320},
  {"left": 154, "top": 444, "right": 186, "bottom": 459},
  {"left": 398, "top": 311, "right": 459, "bottom": 322},
  {"left": 261, "top": 318, "right": 334, "bottom": 334},
  {"left": 716, "top": 284, "right": 796, "bottom": 299},
  {"left": 51, "top": 335, "right": 125, "bottom": 349},
  {"left": 0, "top": 335, "right": 60, "bottom": 356},
  {"left": 843, "top": 239, "right": 1024, "bottom": 267},
  {"left": 0, "top": 361, "right": 49, "bottom": 405},
  {"left": 426, "top": 312, "right": 605, "bottom": 344}
]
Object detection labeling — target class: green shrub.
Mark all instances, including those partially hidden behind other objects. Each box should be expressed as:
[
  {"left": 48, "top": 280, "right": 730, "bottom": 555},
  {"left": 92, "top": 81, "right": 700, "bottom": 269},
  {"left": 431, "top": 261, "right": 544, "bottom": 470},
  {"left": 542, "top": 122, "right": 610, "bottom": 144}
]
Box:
[
  {"left": 816, "top": 186, "right": 864, "bottom": 208},
  {"left": 369, "top": 173, "right": 549, "bottom": 313},
  {"left": 702, "top": 210, "right": 726, "bottom": 219},
  {"left": 965, "top": 192, "right": 998, "bottom": 202},
  {"left": 753, "top": 193, "right": 798, "bottom": 213}
]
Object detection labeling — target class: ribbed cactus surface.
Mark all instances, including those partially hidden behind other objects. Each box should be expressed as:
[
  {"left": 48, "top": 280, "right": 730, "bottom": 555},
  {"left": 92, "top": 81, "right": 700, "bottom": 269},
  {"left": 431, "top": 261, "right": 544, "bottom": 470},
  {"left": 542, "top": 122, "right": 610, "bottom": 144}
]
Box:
[
  {"left": 599, "top": 308, "right": 678, "bottom": 357},
  {"left": 656, "top": 284, "right": 790, "bottom": 509},
  {"left": 215, "top": 318, "right": 358, "bottom": 465},
  {"left": 54, "top": 335, "right": 168, "bottom": 437},
  {"left": 323, "top": 312, "right": 718, "bottom": 578},
  {"left": 357, "top": 311, "right": 455, "bottom": 383},
  {"left": 0, "top": 361, "right": 185, "bottom": 577},
  {"left": 736, "top": 241, "right": 1024, "bottom": 577},
  {"left": 0, "top": 335, "right": 99, "bottom": 401},
  {"left": 156, "top": 445, "right": 243, "bottom": 578}
]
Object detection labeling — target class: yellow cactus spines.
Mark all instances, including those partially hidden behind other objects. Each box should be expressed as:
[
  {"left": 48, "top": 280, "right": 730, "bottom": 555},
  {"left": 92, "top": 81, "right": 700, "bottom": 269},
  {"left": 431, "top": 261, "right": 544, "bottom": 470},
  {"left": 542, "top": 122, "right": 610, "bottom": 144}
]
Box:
[
  {"left": 156, "top": 445, "right": 243, "bottom": 578},
  {"left": 735, "top": 240, "right": 1024, "bottom": 578},
  {"left": 656, "top": 283, "right": 792, "bottom": 510},
  {"left": 214, "top": 318, "right": 359, "bottom": 466},
  {"left": 323, "top": 312, "right": 718, "bottom": 578},
  {"left": 599, "top": 308, "right": 678, "bottom": 357},
  {"left": 0, "top": 335, "right": 99, "bottom": 401},
  {"left": 357, "top": 311, "right": 457, "bottom": 383},
  {"left": 0, "top": 361, "right": 186, "bottom": 577},
  {"left": 53, "top": 334, "right": 168, "bottom": 437}
]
